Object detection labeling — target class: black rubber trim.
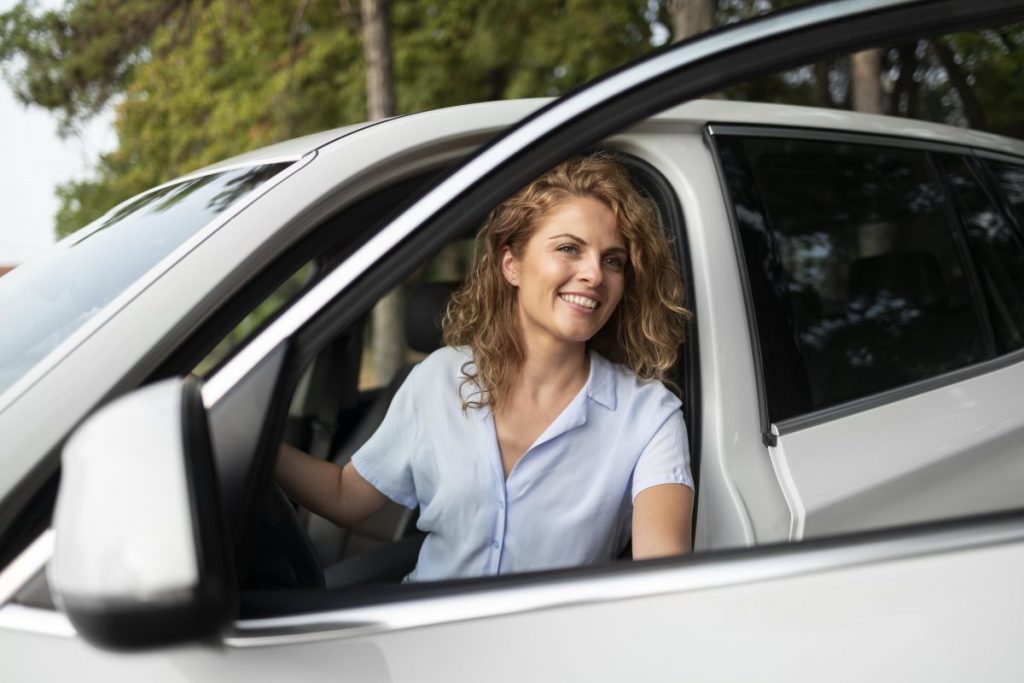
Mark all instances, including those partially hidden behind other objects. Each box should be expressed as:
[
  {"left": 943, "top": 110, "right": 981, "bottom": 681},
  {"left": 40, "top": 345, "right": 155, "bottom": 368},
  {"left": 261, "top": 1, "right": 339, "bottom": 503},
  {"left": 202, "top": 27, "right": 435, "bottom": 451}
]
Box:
[
  {"left": 181, "top": 375, "right": 234, "bottom": 635},
  {"left": 708, "top": 123, "right": 989, "bottom": 156},
  {"left": 704, "top": 127, "right": 777, "bottom": 448}
]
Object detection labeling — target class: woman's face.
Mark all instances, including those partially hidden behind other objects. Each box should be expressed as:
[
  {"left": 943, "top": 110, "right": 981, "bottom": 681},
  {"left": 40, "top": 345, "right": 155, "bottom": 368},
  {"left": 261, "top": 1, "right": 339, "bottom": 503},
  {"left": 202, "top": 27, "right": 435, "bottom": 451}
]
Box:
[{"left": 502, "top": 195, "right": 627, "bottom": 352}]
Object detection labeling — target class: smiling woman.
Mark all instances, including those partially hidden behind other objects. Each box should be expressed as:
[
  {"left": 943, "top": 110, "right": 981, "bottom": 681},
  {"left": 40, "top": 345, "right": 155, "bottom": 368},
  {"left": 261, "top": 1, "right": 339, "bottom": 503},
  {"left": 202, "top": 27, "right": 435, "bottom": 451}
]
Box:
[{"left": 275, "top": 152, "right": 695, "bottom": 581}]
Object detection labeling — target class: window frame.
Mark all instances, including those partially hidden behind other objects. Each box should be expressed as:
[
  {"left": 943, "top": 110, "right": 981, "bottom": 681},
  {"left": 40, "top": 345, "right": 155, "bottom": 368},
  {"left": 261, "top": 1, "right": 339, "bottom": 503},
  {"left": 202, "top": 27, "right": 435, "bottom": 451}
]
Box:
[{"left": 709, "top": 123, "right": 1024, "bottom": 439}]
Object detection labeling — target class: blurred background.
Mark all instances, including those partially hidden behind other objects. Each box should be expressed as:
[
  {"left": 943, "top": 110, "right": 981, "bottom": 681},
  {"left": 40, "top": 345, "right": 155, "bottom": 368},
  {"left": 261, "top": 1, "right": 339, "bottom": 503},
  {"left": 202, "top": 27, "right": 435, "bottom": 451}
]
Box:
[
  {"left": 2, "top": 0, "right": 1022, "bottom": 382},
  {"left": 3, "top": 0, "right": 1022, "bottom": 247}
]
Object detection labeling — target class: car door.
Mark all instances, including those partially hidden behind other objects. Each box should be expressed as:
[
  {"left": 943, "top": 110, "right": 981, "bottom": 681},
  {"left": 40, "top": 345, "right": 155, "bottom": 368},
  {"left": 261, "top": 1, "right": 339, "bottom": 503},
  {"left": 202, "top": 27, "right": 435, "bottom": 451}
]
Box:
[
  {"left": 713, "top": 128, "right": 1024, "bottom": 541},
  {"left": 4, "top": 1, "right": 1024, "bottom": 681}
]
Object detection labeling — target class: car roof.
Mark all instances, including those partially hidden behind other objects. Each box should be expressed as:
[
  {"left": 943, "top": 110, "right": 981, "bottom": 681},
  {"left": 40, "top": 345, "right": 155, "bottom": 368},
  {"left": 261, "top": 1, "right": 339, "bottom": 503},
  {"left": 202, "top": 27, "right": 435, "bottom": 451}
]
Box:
[
  {"left": 190, "top": 97, "right": 1024, "bottom": 179},
  {"left": 659, "top": 99, "right": 1024, "bottom": 157}
]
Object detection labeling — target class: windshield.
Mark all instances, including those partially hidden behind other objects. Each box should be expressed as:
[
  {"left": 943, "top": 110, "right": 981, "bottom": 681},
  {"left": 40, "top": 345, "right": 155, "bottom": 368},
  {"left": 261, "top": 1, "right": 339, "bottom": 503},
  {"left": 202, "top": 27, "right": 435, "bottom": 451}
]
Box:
[{"left": 0, "top": 163, "right": 289, "bottom": 398}]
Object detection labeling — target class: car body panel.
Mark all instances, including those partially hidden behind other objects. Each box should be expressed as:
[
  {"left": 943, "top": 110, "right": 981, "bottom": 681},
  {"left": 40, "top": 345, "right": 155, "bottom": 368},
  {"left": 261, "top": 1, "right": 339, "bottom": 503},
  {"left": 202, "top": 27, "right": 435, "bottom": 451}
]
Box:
[
  {"left": 4, "top": 515, "right": 1024, "bottom": 681},
  {"left": 774, "top": 356, "right": 1024, "bottom": 538}
]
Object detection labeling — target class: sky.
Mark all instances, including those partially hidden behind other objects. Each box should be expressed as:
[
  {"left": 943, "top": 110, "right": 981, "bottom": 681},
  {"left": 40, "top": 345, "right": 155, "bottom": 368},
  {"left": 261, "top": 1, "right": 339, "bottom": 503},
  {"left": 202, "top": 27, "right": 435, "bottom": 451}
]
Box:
[{"left": 0, "top": 0, "right": 116, "bottom": 266}]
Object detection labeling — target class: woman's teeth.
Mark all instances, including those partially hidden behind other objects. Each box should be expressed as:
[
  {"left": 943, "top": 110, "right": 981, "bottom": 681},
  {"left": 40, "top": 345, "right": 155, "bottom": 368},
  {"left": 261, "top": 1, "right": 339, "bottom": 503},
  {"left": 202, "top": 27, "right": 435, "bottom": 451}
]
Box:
[{"left": 560, "top": 294, "right": 598, "bottom": 309}]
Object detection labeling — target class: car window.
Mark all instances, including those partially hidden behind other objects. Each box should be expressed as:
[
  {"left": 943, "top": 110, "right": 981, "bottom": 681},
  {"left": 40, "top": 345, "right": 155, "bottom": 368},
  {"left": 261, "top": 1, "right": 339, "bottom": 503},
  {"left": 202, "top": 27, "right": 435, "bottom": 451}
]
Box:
[
  {"left": 936, "top": 154, "right": 1024, "bottom": 353},
  {"left": 0, "top": 163, "right": 289, "bottom": 400},
  {"left": 984, "top": 159, "right": 1024, "bottom": 234},
  {"left": 193, "top": 261, "right": 316, "bottom": 377},
  {"left": 717, "top": 135, "right": 989, "bottom": 421}
]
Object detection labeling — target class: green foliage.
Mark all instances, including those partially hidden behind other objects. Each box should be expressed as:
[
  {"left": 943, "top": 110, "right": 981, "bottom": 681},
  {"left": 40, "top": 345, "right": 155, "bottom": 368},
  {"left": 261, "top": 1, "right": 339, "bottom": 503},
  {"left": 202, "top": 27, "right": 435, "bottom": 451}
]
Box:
[
  {"left": 3, "top": 0, "right": 1024, "bottom": 239},
  {"left": 0, "top": 0, "right": 660, "bottom": 238}
]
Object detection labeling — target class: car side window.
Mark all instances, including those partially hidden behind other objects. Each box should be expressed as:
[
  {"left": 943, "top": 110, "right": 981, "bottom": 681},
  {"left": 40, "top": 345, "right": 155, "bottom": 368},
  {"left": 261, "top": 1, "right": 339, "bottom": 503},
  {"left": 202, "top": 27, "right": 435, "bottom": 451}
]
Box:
[
  {"left": 717, "top": 135, "right": 989, "bottom": 421},
  {"left": 936, "top": 154, "right": 1024, "bottom": 353},
  {"left": 986, "top": 160, "right": 1024, "bottom": 231}
]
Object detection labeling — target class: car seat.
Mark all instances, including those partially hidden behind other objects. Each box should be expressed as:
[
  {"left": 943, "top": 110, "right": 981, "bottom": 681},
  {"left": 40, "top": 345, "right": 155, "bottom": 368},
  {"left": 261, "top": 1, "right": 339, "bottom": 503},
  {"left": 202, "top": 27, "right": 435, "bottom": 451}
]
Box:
[{"left": 306, "top": 281, "right": 459, "bottom": 567}]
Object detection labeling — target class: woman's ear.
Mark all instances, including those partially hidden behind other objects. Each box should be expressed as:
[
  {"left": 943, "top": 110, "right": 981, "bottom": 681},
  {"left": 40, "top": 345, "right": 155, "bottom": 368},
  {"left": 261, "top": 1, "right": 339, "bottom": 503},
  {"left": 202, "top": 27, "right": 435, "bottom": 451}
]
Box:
[{"left": 501, "top": 247, "right": 519, "bottom": 287}]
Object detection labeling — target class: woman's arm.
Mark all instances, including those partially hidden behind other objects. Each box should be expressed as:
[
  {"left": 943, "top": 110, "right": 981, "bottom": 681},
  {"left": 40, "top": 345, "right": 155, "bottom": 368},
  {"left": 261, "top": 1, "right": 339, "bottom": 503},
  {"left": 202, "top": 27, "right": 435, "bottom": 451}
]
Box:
[
  {"left": 631, "top": 483, "right": 694, "bottom": 559},
  {"left": 275, "top": 442, "right": 391, "bottom": 528}
]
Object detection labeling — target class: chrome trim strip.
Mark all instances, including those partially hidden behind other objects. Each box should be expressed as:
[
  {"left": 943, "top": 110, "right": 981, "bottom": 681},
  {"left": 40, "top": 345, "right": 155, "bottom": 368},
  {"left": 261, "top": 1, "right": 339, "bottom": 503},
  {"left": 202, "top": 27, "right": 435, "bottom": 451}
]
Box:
[
  {"left": 0, "top": 529, "right": 53, "bottom": 606},
  {"left": 0, "top": 152, "right": 314, "bottom": 417},
  {"left": 0, "top": 604, "right": 75, "bottom": 638},
  {"left": 204, "top": 0, "right": 901, "bottom": 407},
  {"left": 227, "top": 514, "right": 1024, "bottom": 646},
  {"left": 973, "top": 148, "right": 1024, "bottom": 166}
]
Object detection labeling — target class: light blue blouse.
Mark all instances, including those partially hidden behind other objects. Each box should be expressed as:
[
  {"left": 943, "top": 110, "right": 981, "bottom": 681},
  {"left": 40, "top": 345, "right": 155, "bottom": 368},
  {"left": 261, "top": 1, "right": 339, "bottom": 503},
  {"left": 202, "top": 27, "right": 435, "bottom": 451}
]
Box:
[{"left": 351, "top": 346, "right": 692, "bottom": 582}]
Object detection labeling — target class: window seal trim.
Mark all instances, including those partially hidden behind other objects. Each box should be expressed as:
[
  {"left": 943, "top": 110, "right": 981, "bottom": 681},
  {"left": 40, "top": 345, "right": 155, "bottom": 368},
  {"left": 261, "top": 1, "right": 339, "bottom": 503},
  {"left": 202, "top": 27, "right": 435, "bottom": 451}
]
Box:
[
  {"left": 707, "top": 123, "right": 982, "bottom": 156},
  {"left": 5, "top": 510, "right": 1024, "bottom": 642},
  {"left": 703, "top": 126, "right": 777, "bottom": 447},
  {"left": 224, "top": 509, "right": 1024, "bottom": 646},
  {"left": 774, "top": 346, "right": 1024, "bottom": 435}
]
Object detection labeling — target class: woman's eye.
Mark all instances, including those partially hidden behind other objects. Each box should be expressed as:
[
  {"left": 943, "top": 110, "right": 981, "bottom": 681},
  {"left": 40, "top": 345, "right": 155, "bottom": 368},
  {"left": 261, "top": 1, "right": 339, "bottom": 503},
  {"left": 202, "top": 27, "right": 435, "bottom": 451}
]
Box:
[
  {"left": 604, "top": 257, "right": 625, "bottom": 270},
  {"left": 556, "top": 244, "right": 579, "bottom": 255}
]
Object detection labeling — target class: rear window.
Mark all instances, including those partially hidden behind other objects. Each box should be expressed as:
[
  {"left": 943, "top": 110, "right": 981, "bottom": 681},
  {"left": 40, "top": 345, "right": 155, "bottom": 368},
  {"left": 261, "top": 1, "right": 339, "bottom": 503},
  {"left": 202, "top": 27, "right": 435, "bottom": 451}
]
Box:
[
  {"left": 717, "top": 135, "right": 988, "bottom": 421},
  {"left": 0, "top": 163, "right": 289, "bottom": 399}
]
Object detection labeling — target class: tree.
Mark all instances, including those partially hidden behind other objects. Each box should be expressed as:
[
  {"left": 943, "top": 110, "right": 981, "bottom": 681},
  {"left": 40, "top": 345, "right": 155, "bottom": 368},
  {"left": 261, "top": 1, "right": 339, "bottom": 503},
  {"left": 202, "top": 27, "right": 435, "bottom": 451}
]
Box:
[
  {"left": 357, "top": 0, "right": 405, "bottom": 385},
  {"left": 851, "top": 49, "right": 882, "bottom": 114},
  {"left": 668, "top": 0, "right": 715, "bottom": 42},
  {"left": 0, "top": 0, "right": 662, "bottom": 239}
]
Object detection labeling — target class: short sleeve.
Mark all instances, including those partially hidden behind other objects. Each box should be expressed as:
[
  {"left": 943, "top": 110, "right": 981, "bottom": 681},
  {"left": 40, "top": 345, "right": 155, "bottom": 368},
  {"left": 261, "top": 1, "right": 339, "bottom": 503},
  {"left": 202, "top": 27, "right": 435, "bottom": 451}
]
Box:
[
  {"left": 349, "top": 367, "right": 421, "bottom": 509},
  {"left": 630, "top": 410, "right": 693, "bottom": 502}
]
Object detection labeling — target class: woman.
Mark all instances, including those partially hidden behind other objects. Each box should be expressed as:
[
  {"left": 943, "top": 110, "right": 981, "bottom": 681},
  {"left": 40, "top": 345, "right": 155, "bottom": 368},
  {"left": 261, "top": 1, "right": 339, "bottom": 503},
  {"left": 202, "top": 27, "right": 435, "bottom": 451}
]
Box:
[{"left": 277, "top": 152, "right": 694, "bottom": 582}]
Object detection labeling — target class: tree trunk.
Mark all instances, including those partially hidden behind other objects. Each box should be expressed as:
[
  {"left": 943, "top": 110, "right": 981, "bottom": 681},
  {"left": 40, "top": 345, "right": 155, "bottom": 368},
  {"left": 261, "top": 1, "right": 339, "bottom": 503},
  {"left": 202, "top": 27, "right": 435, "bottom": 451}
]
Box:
[
  {"left": 361, "top": 0, "right": 405, "bottom": 385},
  {"left": 889, "top": 43, "right": 918, "bottom": 117},
  {"left": 814, "top": 61, "right": 834, "bottom": 107},
  {"left": 931, "top": 39, "right": 988, "bottom": 131},
  {"left": 668, "top": 0, "right": 715, "bottom": 42},
  {"left": 851, "top": 49, "right": 883, "bottom": 114},
  {"left": 361, "top": 0, "right": 395, "bottom": 120}
]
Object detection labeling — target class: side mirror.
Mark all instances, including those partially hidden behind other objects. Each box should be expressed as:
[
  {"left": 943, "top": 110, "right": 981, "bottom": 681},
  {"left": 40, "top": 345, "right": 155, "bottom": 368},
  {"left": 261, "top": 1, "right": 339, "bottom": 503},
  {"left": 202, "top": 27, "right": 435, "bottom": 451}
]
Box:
[{"left": 50, "top": 377, "right": 231, "bottom": 649}]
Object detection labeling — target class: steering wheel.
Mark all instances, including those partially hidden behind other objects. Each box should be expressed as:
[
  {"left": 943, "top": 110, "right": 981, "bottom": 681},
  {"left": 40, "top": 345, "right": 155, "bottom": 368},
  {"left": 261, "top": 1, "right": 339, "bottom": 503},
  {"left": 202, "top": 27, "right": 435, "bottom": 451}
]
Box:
[{"left": 243, "top": 482, "right": 325, "bottom": 590}]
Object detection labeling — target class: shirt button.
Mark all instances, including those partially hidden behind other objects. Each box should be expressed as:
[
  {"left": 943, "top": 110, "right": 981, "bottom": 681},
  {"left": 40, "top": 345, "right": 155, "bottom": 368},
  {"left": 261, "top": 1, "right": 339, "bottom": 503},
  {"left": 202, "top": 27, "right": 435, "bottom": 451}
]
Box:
[
  {"left": 499, "top": 500, "right": 505, "bottom": 509},
  {"left": 492, "top": 541, "right": 500, "bottom": 549}
]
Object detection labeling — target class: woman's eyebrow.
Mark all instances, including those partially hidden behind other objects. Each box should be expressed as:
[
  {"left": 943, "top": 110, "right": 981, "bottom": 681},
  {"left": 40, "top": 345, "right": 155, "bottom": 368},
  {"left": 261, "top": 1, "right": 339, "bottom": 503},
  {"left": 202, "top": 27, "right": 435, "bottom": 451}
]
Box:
[
  {"left": 548, "top": 232, "right": 586, "bottom": 244},
  {"left": 547, "top": 233, "right": 627, "bottom": 254}
]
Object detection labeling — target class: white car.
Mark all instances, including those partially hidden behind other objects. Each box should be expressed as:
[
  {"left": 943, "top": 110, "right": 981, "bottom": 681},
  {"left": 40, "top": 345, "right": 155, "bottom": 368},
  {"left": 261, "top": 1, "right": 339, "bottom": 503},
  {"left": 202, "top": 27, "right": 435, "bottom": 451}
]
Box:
[{"left": 2, "top": 0, "right": 1024, "bottom": 680}]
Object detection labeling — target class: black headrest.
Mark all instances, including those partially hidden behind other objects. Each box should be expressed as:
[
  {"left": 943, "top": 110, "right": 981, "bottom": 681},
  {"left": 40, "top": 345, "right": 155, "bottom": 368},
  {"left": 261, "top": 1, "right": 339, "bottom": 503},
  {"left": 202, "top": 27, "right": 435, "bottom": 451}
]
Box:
[
  {"left": 404, "top": 281, "right": 460, "bottom": 354},
  {"left": 847, "top": 250, "right": 948, "bottom": 312}
]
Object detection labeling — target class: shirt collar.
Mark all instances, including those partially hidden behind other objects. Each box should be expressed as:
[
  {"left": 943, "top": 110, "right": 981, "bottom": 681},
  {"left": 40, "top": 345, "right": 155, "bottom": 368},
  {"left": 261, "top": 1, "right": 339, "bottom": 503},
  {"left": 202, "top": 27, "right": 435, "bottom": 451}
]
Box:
[
  {"left": 470, "top": 348, "right": 618, "bottom": 423},
  {"left": 585, "top": 349, "right": 617, "bottom": 411}
]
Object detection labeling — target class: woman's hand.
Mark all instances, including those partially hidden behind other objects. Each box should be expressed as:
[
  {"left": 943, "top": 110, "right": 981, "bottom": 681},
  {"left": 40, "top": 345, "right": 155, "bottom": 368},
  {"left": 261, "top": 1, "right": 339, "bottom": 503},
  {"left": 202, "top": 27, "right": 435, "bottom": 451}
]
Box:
[
  {"left": 275, "top": 442, "right": 391, "bottom": 528},
  {"left": 631, "top": 483, "right": 694, "bottom": 559}
]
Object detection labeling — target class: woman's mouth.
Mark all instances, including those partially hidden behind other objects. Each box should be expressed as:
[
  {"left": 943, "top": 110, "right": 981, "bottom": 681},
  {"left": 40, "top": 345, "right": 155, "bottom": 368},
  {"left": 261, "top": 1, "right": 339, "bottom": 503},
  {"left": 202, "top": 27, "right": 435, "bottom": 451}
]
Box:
[{"left": 559, "top": 293, "right": 599, "bottom": 310}]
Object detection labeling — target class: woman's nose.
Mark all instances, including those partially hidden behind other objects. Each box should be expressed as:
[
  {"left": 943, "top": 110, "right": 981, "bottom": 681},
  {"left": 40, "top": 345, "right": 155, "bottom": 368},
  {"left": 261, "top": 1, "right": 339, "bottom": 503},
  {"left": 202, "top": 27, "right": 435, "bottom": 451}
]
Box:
[{"left": 578, "top": 254, "right": 603, "bottom": 285}]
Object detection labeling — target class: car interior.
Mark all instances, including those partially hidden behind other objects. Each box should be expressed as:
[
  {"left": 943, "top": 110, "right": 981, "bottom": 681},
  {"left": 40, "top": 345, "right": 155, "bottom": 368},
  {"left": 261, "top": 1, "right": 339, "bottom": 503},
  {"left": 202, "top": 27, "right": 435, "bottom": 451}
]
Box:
[{"left": 218, "top": 150, "right": 701, "bottom": 595}]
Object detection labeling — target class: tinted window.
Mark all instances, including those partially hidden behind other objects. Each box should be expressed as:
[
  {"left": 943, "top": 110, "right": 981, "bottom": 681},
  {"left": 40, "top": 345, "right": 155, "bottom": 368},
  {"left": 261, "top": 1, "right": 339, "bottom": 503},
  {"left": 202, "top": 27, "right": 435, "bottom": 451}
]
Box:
[
  {"left": 938, "top": 154, "right": 1024, "bottom": 353},
  {"left": 718, "top": 136, "right": 987, "bottom": 421},
  {"left": 0, "top": 163, "right": 289, "bottom": 398},
  {"left": 987, "top": 159, "right": 1024, "bottom": 230}
]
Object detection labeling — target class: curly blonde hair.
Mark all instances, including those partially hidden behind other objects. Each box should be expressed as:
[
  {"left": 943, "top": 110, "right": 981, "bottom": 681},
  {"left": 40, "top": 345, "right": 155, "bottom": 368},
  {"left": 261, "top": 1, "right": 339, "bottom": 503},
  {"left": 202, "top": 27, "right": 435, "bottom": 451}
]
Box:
[{"left": 442, "top": 152, "right": 692, "bottom": 410}]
